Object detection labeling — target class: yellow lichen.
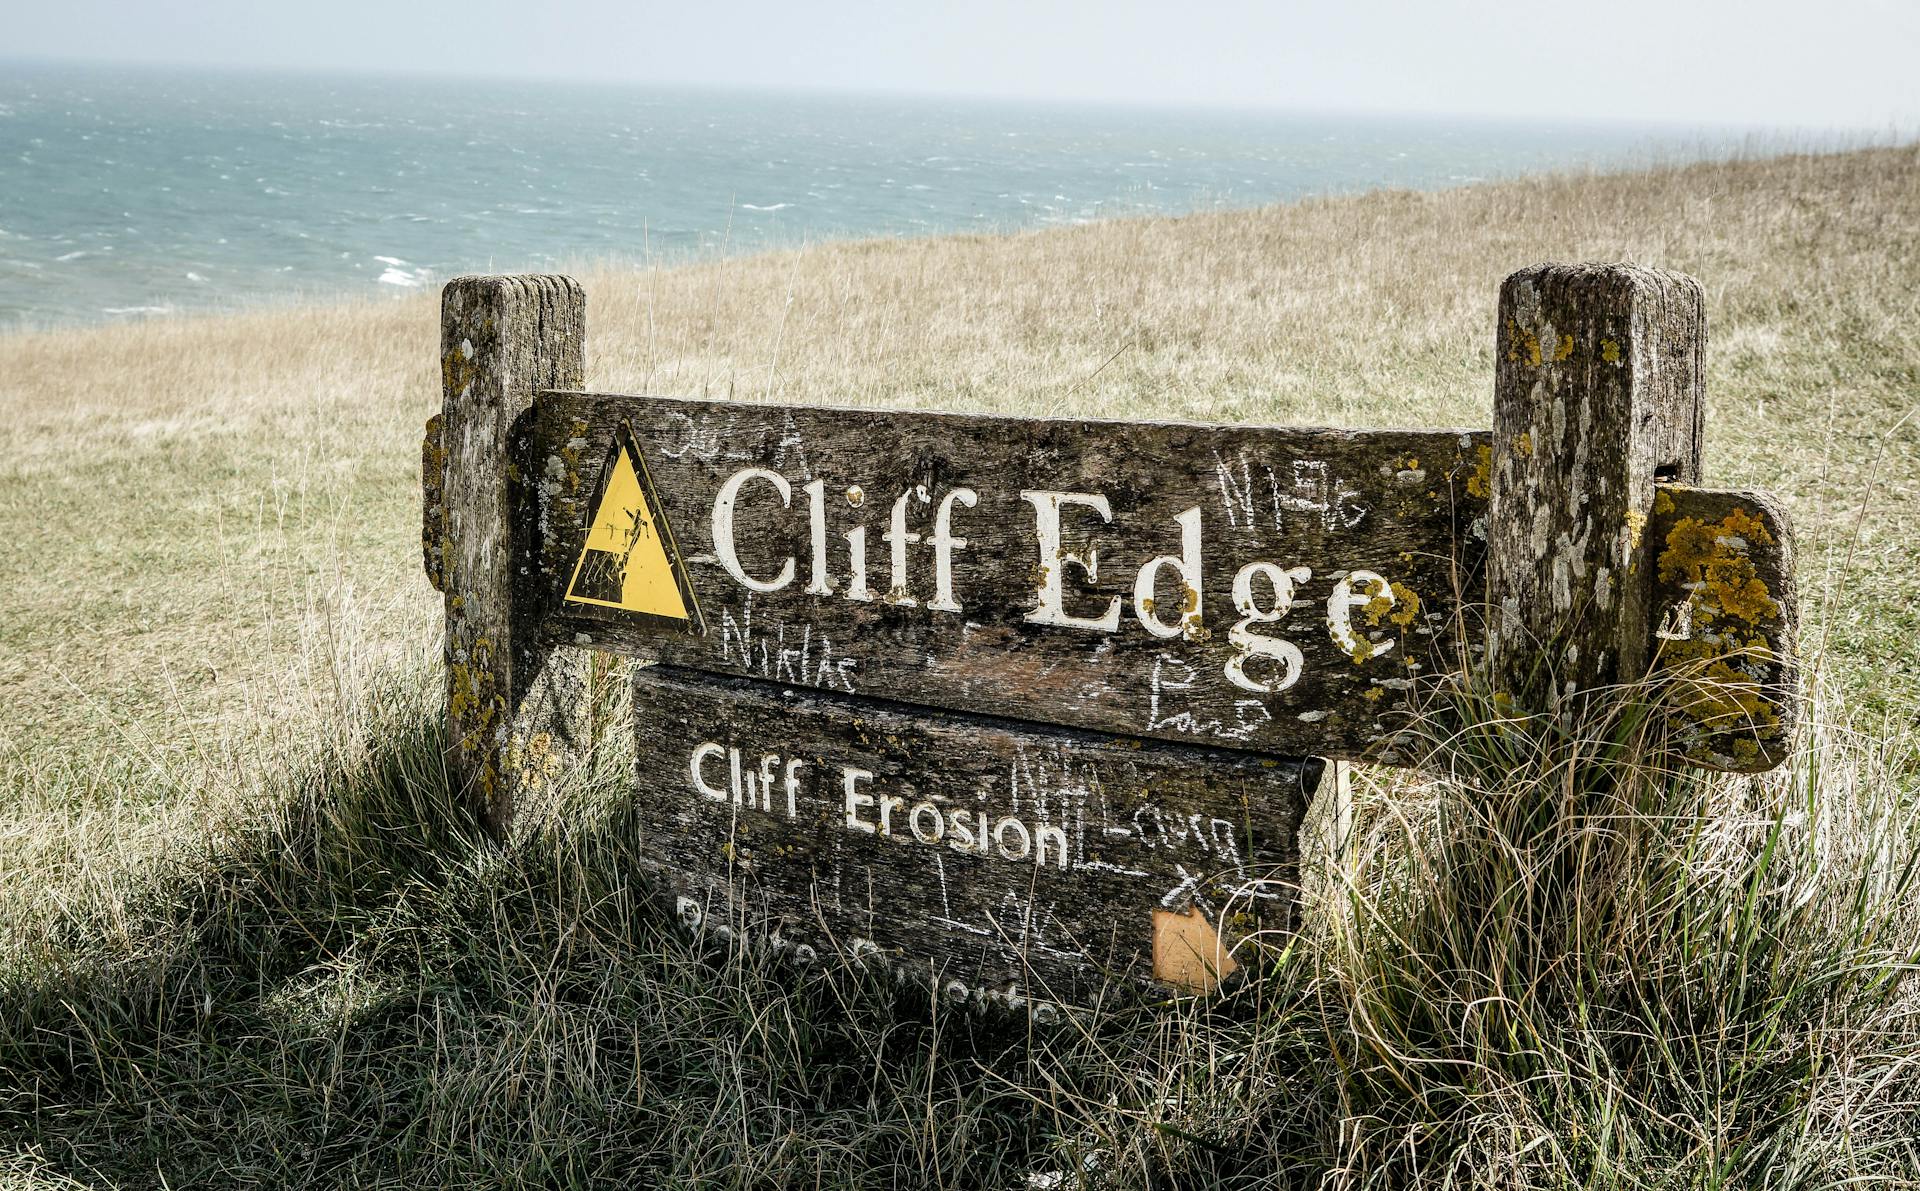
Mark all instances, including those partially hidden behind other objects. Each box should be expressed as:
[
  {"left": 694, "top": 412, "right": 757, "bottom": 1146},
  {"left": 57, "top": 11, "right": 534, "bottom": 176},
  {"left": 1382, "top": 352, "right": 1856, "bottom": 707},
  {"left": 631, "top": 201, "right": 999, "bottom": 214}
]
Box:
[
  {"left": 441, "top": 343, "right": 481, "bottom": 399},
  {"left": 1466, "top": 445, "right": 1494, "bottom": 499},
  {"left": 508, "top": 728, "right": 564, "bottom": 794},
  {"left": 422, "top": 423, "right": 448, "bottom": 473},
  {"left": 1655, "top": 504, "right": 1788, "bottom": 764},
  {"left": 1601, "top": 338, "right": 1621, "bottom": 363},
  {"left": 1506, "top": 316, "right": 1542, "bottom": 367},
  {"left": 1658, "top": 508, "right": 1780, "bottom": 626},
  {"left": 1657, "top": 638, "right": 1776, "bottom": 727},
  {"left": 1554, "top": 333, "right": 1575, "bottom": 362},
  {"left": 1388, "top": 583, "right": 1422, "bottom": 628}
]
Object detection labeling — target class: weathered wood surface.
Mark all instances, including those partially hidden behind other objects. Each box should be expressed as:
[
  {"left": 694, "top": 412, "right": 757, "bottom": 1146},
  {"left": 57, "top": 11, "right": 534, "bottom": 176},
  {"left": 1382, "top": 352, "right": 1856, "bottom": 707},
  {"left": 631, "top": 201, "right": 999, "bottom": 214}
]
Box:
[
  {"left": 525, "top": 392, "right": 1493, "bottom": 764},
  {"left": 419, "top": 408, "right": 1797, "bottom": 775},
  {"left": 1650, "top": 486, "right": 1799, "bottom": 771},
  {"left": 631, "top": 664, "right": 1319, "bottom": 1001},
  {"left": 1486, "top": 263, "right": 1706, "bottom": 711},
  {"left": 423, "top": 412, "right": 446, "bottom": 592},
  {"left": 438, "top": 275, "right": 590, "bottom": 834}
]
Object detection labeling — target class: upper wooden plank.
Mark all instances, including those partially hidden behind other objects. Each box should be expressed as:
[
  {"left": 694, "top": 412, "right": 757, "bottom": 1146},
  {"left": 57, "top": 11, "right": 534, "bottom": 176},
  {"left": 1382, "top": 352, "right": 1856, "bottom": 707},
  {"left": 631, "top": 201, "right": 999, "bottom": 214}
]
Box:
[{"left": 520, "top": 392, "right": 1491, "bottom": 761}]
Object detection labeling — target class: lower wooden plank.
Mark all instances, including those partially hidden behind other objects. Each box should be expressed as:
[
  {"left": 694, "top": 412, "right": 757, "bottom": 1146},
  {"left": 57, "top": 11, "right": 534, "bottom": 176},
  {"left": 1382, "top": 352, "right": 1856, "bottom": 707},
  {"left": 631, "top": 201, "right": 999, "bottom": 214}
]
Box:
[{"left": 630, "top": 665, "right": 1320, "bottom": 1006}]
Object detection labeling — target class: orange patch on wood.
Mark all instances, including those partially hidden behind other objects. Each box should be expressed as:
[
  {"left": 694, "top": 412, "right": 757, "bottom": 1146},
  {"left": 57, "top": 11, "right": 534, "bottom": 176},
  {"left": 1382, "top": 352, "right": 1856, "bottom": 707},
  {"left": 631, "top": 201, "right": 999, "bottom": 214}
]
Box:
[{"left": 1151, "top": 905, "right": 1238, "bottom": 993}]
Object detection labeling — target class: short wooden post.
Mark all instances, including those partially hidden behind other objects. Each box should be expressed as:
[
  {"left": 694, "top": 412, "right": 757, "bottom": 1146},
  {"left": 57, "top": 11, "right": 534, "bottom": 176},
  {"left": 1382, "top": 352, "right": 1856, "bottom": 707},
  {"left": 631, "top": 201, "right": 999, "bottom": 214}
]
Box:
[
  {"left": 1485, "top": 263, "right": 1706, "bottom": 712},
  {"left": 1296, "top": 759, "right": 1352, "bottom": 918},
  {"left": 439, "top": 275, "right": 588, "bottom": 835}
]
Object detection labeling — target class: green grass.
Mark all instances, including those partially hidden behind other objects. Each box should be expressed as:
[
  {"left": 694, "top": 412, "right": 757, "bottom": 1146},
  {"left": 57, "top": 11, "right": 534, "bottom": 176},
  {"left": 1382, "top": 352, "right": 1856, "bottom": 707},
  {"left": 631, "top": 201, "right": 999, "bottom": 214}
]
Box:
[{"left": 5, "top": 659, "right": 1918, "bottom": 1186}]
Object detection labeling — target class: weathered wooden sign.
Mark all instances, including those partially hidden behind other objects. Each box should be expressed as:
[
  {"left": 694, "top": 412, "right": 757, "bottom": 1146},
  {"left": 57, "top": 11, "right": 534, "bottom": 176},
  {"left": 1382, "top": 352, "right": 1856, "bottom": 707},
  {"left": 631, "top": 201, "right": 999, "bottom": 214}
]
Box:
[
  {"left": 633, "top": 667, "right": 1319, "bottom": 998},
  {"left": 527, "top": 393, "right": 1488, "bottom": 765},
  {"left": 422, "top": 265, "right": 1802, "bottom": 1005}
]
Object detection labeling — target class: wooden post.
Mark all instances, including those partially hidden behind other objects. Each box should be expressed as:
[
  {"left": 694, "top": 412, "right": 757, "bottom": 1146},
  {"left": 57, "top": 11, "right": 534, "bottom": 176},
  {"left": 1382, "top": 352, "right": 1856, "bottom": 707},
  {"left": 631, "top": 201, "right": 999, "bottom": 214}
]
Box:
[
  {"left": 439, "top": 275, "right": 587, "bottom": 835},
  {"left": 1297, "top": 759, "right": 1352, "bottom": 918},
  {"left": 1486, "top": 263, "right": 1706, "bottom": 712}
]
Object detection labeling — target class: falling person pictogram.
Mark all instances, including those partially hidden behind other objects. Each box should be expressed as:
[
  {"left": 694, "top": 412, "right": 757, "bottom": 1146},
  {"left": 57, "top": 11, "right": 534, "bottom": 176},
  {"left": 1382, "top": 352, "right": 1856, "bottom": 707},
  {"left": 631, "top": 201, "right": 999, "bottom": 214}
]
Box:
[{"left": 564, "top": 434, "right": 704, "bottom": 633}]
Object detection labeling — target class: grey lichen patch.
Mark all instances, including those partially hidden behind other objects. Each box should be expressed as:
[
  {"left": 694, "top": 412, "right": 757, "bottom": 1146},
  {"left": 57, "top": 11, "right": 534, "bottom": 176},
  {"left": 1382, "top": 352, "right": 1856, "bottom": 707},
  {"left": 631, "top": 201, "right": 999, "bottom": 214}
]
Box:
[{"left": 1487, "top": 263, "right": 1709, "bottom": 712}]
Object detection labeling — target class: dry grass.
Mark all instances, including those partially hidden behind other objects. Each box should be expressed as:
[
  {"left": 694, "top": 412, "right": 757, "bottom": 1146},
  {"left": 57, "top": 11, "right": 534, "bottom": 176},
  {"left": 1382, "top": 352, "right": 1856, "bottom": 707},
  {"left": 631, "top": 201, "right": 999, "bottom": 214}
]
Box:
[{"left": 4, "top": 144, "right": 1920, "bottom": 1189}]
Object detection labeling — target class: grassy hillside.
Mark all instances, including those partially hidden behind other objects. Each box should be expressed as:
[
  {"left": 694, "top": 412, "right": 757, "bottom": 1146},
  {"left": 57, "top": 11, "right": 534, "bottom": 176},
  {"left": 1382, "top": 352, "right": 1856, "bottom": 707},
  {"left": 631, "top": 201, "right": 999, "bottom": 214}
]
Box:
[
  {"left": 3, "top": 145, "right": 1916, "bottom": 778},
  {"left": 3, "top": 145, "right": 1920, "bottom": 1187}
]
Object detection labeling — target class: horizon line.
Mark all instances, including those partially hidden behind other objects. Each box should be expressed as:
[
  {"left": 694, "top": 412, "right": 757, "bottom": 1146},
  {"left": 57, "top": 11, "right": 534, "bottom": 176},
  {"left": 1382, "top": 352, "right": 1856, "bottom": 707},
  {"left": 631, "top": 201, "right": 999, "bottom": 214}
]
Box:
[{"left": 5, "top": 51, "right": 1911, "bottom": 139}]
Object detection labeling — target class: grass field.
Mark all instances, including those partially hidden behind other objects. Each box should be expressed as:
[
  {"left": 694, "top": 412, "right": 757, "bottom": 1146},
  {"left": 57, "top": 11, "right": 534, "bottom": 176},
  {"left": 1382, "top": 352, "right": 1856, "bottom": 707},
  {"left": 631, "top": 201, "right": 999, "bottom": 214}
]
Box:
[{"left": 3, "top": 144, "right": 1920, "bottom": 1187}]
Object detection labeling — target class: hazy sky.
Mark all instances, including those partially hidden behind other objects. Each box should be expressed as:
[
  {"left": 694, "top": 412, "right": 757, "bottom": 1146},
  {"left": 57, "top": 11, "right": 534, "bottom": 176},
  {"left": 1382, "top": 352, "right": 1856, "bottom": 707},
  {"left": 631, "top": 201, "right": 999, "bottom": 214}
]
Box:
[{"left": 9, "top": 0, "right": 1918, "bottom": 129}]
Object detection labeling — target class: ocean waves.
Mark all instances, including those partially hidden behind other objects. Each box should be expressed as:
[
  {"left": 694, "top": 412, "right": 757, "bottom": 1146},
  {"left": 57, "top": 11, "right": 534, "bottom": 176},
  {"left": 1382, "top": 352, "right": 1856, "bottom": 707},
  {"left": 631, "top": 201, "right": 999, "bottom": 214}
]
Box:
[{"left": 0, "top": 62, "right": 1716, "bottom": 329}]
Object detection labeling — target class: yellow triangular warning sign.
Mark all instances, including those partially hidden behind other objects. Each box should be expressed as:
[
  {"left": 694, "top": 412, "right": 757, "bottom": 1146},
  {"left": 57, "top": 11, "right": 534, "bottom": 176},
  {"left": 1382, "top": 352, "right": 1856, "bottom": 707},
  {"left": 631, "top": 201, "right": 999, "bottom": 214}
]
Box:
[{"left": 564, "top": 437, "right": 701, "bottom": 631}]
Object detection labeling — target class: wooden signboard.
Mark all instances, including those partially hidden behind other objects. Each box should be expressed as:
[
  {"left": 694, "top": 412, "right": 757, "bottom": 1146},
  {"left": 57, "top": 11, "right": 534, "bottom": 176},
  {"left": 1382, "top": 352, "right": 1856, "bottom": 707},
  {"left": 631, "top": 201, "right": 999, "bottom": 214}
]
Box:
[
  {"left": 633, "top": 667, "right": 1320, "bottom": 999},
  {"left": 527, "top": 393, "right": 1489, "bottom": 766},
  {"left": 423, "top": 265, "right": 1802, "bottom": 1005}
]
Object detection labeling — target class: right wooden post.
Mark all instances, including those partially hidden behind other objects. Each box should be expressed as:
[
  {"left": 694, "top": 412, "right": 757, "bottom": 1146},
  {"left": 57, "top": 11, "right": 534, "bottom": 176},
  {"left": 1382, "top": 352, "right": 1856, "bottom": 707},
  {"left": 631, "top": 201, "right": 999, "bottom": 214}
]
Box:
[{"left": 1486, "top": 263, "right": 1706, "bottom": 713}]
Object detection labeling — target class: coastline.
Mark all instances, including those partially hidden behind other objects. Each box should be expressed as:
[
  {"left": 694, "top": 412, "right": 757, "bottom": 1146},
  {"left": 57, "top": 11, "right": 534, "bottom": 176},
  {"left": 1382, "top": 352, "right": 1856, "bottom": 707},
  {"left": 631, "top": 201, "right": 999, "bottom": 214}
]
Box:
[
  {"left": 7, "top": 58, "right": 1882, "bottom": 333},
  {"left": 1, "top": 134, "right": 1906, "bottom": 341}
]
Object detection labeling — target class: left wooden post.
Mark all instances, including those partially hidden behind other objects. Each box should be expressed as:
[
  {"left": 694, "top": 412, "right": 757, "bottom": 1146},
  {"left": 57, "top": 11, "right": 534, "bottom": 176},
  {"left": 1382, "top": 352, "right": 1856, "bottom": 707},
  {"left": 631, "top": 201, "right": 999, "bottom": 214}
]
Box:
[{"left": 433, "top": 274, "right": 587, "bottom": 837}]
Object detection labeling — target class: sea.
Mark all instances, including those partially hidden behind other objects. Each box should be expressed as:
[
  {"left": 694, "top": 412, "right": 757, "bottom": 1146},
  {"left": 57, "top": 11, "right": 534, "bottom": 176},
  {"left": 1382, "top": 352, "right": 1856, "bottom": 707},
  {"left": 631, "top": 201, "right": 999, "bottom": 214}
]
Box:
[{"left": 0, "top": 60, "right": 1766, "bottom": 329}]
